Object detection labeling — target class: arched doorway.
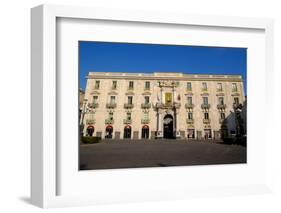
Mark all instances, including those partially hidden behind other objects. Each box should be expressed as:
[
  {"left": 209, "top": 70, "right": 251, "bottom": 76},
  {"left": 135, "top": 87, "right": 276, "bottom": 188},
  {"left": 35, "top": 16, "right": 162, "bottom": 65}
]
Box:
[
  {"left": 105, "top": 125, "right": 113, "bottom": 139},
  {"left": 141, "top": 125, "right": 149, "bottom": 139},
  {"left": 86, "top": 125, "right": 95, "bottom": 136},
  {"left": 124, "top": 125, "right": 131, "bottom": 139},
  {"left": 163, "top": 114, "right": 174, "bottom": 139}
]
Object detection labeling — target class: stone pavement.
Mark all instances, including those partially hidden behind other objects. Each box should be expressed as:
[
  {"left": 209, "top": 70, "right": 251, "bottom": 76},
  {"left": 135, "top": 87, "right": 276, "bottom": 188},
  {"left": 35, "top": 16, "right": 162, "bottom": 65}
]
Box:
[{"left": 79, "top": 139, "right": 246, "bottom": 170}]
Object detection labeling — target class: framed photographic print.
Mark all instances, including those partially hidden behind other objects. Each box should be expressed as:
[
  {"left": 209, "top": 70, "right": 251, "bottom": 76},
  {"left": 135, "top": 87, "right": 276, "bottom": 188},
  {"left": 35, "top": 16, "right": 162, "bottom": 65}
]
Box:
[{"left": 31, "top": 4, "right": 274, "bottom": 208}]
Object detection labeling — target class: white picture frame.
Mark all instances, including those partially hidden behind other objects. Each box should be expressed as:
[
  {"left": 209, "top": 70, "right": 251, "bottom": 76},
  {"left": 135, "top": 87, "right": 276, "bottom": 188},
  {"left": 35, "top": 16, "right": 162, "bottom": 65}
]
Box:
[{"left": 31, "top": 4, "right": 274, "bottom": 208}]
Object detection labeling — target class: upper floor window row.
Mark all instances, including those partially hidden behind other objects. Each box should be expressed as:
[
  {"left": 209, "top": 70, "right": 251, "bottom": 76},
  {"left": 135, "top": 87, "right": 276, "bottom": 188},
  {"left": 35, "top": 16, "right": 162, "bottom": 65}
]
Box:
[
  {"left": 232, "top": 83, "right": 238, "bottom": 92},
  {"left": 94, "top": 80, "right": 100, "bottom": 89}
]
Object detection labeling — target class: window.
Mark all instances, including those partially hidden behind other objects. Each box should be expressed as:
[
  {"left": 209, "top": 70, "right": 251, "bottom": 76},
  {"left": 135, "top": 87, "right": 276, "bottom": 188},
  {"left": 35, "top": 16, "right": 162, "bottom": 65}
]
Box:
[
  {"left": 93, "top": 96, "right": 98, "bottom": 103},
  {"left": 186, "top": 82, "right": 192, "bottom": 91},
  {"left": 94, "top": 80, "right": 100, "bottom": 89},
  {"left": 218, "top": 97, "right": 224, "bottom": 105},
  {"left": 143, "top": 112, "right": 149, "bottom": 120},
  {"left": 232, "top": 83, "right": 238, "bottom": 92},
  {"left": 203, "top": 97, "right": 208, "bottom": 104},
  {"left": 127, "top": 112, "right": 132, "bottom": 121},
  {"left": 112, "top": 81, "right": 117, "bottom": 89},
  {"left": 187, "top": 97, "right": 193, "bottom": 104},
  {"left": 202, "top": 82, "right": 207, "bottom": 91},
  {"left": 129, "top": 81, "right": 134, "bottom": 89},
  {"left": 217, "top": 83, "right": 223, "bottom": 91},
  {"left": 110, "top": 96, "right": 116, "bottom": 104},
  {"left": 204, "top": 112, "right": 209, "bottom": 120},
  {"left": 220, "top": 112, "right": 225, "bottom": 120},
  {"left": 145, "top": 81, "right": 150, "bottom": 90},
  {"left": 188, "top": 112, "right": 193, "bottom": 120},
  {"left": 234, "top": 97, "right": 239, "bottom": 104},
  {"left": 128, "top": 96, "right": 133, "bottom": 104},
  {"left": 144, "top": 96, "right": 150, "bottom": 104},
  {"left": 109, "top": 112, "right": 113, "bottom": 120}
]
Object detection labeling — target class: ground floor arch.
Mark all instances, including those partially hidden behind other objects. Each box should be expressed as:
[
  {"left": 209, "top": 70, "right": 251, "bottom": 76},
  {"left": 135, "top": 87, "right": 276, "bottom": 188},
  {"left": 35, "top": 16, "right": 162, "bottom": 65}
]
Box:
[
  {"left": 86, "top": 125, "right": 95, "bottom": 136},
  {"left": 141, "top": 125, "right": 149, "bottom": 139},
  {"left": 163, "top": 114, "right": 174, "bottom": 139},
  {"left": 124, "top": 125, "right": 132, "bottom": 139},
  {"left": 105, "top": 125, "right": 113, "bottom": 139}
]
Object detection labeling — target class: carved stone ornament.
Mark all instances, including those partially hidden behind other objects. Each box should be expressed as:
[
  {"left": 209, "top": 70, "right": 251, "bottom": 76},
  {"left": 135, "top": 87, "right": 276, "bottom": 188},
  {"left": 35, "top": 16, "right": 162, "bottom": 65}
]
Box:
[{"left": 158, "top": 80, "right": 179, "bottom": 88}]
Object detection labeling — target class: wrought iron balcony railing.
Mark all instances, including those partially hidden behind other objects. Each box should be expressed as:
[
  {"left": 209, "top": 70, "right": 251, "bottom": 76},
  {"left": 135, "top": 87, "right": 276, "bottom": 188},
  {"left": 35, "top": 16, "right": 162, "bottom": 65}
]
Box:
[
  {"left": 201, "top": 103, "right": 211, "bottom": 109},
  {"left": 203, "top": 118, "right": 211, "bottom": 124},
  {"left": 86, "top": 119, "right": 96, "bottom": 125},
  {"left": 154, "top": 102, "right": 181, "bottom": 109},
  {"left": 105, "top": 118, "right": 114, "bottom": 124},
  {"left": 217, "top": 104, "right": 226, "bottom": 109},
  {"left": 88, "top": 103, "right": 99, "bottom": 108},
  {"left": 186, "top": 118, "right": 194, "bottom": 124},
  {"left": 124, "top": 103, "right": 134, "bottom": 109},
  {"left": 141, "top": 103, "right": 151, "bottom": 109},
  {"left": 123, "top": 119, "right": 132, "bottom": 124},
  {"left": 233, "top": 103, "right": 242, "bottom": 109},
  {"left": 106, "top": 102, "right": 117, "bottom": 108},
  {"left": 219, "top": 118, "right": 226, "bottom": 124},
  {"left": 141, "top": 119, "right": 150, "bottom": 124},
  {"left": 185, "top": 103, "right": 194, "bottom": 109}
]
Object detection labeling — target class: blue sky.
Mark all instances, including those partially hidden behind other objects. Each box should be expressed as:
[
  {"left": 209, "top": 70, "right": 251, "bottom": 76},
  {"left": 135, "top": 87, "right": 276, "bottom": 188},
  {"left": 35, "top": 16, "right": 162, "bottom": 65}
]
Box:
[{"left": 79, "top": 41, "right": 247, "bottom": 94}]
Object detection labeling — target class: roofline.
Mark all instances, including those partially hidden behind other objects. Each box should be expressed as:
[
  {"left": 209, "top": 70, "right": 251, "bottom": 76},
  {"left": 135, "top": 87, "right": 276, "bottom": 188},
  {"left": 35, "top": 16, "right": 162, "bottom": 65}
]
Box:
[{"left": 86, "top": 71, "right": 243, "bottom": 81}]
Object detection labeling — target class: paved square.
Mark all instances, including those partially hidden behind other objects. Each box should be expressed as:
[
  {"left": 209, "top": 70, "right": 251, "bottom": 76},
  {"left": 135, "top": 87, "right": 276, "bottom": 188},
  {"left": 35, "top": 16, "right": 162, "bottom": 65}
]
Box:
[{"left": 79, "top": 139, "right": 246, "bottom": 170}]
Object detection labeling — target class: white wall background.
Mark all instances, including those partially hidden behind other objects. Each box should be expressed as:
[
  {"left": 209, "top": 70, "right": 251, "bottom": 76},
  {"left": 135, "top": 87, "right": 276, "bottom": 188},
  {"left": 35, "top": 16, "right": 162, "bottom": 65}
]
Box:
[{"left": 0, "top": 0, "right": 280, "bottom": 212}]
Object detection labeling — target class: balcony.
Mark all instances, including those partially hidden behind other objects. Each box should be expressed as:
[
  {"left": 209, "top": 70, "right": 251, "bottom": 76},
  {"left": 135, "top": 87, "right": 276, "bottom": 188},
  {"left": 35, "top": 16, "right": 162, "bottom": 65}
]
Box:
[
  {"left": 106, "top": 102, "right": 117, "bottom": 108},
  {"left": 154, "top": 102, "right": 181, "bottom": 109},
  {"left": 127, "top": 87, "right": 134, "bottom": 91},
  {"left": 123, "top": 119, "right": 132, "bottom": 124},
  {"left": 144, "top": 87, "right": 150, "bottom": 91},
  {"left": 141, "top": 118, "right": 150, "bottom": 124},
  {"left": 185, "top": 103, "right": 194, "bottom": 109},
  {"left": 124, "top": 103, "right": 134, "bottom": 109},
  {"left": 203, "top": 118, "right": 211, "bottom": 124},
  {"left": 219, "top": 118, "right": 226, "bottom": 124},
  {"left": 186, "top": 118, "right": 194, "bottom": 124},
  {"left": 201, "top": 88, "right": 208, "bottom": 92},
  {"left": 217, "top": 104, "right": 226, "bottom": 109},
  {"left": 105, "top": 118, "right": 114, "bottom": 124},
  {"left": 201, "top": 103, "right": 211, "bottom": 109},
  {"left": 88, "top": 103, "right": 99, "bottom": 108},
  {"left": 86, "top": 119, "right": 96, "bottom": 125},
  {"left": 233, "top": 103, "right": 242, "bottom": 109},
  {"left": 141, "top": 103, "right": 151, "bottom": 109}
]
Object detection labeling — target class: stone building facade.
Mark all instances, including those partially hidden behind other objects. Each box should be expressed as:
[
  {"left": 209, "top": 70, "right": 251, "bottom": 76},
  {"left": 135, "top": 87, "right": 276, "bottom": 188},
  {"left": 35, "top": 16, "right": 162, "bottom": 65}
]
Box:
[{"left": 81, "top": 72, "right": 245, "bottom": 140}]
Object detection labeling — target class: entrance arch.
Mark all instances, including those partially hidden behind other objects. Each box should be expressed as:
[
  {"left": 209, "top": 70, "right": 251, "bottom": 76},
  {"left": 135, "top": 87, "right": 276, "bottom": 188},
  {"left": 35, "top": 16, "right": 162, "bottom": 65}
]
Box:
[
  {"left": 123, "top": 125, "right": 132, "bottom": 139},
  {"left": 141, "top": 125, "right": 149, "bottom": 139},
  {"left": 163, "top": 114, "right": 174, "bottom": 139},
  {"left": 105, "top": 125, "right": 113, "bottom": 139},
  {"left": 86, "top": 125, "right": 95, "bottom": 136}
]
